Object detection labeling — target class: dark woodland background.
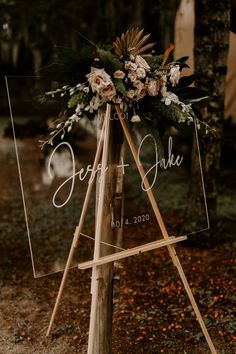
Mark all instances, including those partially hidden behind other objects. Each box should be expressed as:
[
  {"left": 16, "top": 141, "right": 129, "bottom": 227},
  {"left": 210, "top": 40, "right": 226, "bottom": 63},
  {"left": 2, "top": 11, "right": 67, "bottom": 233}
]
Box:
[{"left": 0, "top": 1, "right": 235, "bottom": 353}]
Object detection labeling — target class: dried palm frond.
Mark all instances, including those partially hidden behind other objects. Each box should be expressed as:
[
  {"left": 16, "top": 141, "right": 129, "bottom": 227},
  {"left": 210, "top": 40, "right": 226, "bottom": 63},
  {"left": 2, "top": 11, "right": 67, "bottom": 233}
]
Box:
[{"left": 113, "top": 28, "right": 155, "bottom": 60}]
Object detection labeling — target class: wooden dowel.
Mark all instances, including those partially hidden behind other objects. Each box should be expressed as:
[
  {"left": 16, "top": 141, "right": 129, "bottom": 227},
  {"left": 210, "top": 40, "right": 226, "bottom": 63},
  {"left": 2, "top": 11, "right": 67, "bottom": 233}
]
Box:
[
  {"left": 115, "top": 105, "right": 177, "bottom": 264},
  {"left": 46, "top": 121, "right": 105, "bottom": 337},
  {"left": 78, "top": 236, "right": 187, "bottom": 270},
  {"left": 87, "top": 104, "right": 111, "bottom": 354},
  {"left": 174, "top": 253, "right": 218, "bottom": 354}
]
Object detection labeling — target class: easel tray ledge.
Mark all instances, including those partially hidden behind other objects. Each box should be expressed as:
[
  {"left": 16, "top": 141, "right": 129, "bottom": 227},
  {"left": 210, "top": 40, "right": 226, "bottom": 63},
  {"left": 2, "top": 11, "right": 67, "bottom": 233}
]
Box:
[{"left": 78, "top": 235, "right": 187, "bottom": 270}]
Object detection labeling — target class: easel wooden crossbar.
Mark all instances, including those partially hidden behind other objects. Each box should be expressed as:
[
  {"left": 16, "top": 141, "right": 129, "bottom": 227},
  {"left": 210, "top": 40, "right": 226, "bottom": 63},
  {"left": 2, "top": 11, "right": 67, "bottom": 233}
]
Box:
[{"left": 46, "top": 103, "right": 218, "bottom": 354}]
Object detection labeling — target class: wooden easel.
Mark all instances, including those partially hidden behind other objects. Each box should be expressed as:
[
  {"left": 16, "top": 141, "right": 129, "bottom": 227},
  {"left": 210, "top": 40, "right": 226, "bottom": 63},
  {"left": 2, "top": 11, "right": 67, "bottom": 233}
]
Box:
[{"left": 46, "top": 104, "right": 217, "bottom": 354}]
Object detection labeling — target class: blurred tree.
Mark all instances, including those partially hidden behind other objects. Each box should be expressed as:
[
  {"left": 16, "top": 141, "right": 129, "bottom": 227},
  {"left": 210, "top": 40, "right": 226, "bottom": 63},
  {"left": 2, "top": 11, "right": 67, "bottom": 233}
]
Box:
[
  {"left": 187, "top": 0, "right": 230, "bottom": 244},
  {"left": 1, "top": 0, "right": 180, "bottom": 113},
  {"left": 142, "top": 0, "right": 180, "bottom": 52}
]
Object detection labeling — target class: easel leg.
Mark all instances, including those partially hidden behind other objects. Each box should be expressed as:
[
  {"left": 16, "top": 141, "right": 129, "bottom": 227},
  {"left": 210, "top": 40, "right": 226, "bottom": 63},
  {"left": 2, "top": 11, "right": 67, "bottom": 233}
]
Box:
[
  {"left": 172, "top": 249, "right": 217, "bottom": 353},
  {"left": 46, "top": 121, "right": 105, "bottom": 337},
  {"left": 115, "top": 105, "right": 217, "bottom": 354},
  {"left": 87, "top": 104, "right": 111, "bottom": 354}
]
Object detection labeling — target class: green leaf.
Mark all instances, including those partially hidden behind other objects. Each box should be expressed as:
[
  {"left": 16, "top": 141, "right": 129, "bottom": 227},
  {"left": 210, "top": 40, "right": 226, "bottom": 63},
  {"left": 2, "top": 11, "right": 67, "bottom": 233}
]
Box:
[
  {"left": 37, "top": 63, "right": 70, "bottom": 82},
  {"left": 67, "top": 91, "right": 89, "bottom": 108},
  {"left": 114, "top": 78, "right": 127, "bottom": 95},
  {"left": 147, "top": 98, "right": 193, "bottom": 126},
  {"left": 97, "top": 48, "right": 122, "bottom": 73},
  {"left": 145, "top": 55, "right": 163, "bottom": 70}
]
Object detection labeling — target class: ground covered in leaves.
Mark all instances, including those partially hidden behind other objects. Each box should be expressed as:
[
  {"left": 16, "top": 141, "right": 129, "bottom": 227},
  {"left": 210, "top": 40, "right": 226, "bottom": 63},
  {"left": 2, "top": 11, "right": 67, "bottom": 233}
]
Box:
[{"left": 0, "top": 118, "right": 235, "bottom": 353}]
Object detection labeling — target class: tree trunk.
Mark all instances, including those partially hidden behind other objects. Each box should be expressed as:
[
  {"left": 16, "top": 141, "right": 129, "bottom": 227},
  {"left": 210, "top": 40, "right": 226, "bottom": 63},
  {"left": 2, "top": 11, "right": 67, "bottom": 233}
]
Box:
[
  {"left": 93, "top": 110, "right": 123, "bottom": 353},
  {"left": 143, "top": 0, "right": 180, "bottom": 51},
  {"left": 187, "top": 1, "right": 230, "bottom": 243}
]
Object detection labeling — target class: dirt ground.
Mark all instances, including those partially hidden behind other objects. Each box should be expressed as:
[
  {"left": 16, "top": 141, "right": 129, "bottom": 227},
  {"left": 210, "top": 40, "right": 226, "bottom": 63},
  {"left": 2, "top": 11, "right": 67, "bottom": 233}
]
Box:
[{"left": 0, "top": 118, "right": 235, "bottom": 353}]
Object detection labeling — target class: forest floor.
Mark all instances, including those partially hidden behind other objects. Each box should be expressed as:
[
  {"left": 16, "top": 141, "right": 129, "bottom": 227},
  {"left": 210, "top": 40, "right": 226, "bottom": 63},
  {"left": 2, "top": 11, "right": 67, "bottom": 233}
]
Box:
[{"left": 0, "top": 117, "right": 235, "bottom": 354}]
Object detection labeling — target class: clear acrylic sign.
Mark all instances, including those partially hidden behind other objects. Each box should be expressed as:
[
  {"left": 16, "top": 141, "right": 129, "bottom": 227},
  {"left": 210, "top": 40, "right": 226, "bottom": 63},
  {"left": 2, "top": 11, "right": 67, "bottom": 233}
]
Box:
[{"left": 6, "top": 76, "right": 209, "bottom": 278}]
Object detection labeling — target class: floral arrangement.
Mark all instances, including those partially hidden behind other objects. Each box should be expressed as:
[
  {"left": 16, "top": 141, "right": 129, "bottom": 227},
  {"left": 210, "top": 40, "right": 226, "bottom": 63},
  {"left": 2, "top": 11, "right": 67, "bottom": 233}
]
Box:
[{"left": 40, "top": 28, "right": 209, "bottom": 148}]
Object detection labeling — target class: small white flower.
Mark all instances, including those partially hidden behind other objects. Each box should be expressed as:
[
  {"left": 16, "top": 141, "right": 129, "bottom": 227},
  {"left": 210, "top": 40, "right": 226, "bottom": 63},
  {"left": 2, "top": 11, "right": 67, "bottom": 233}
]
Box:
[
  {"left": 83, "top": 86, "right": 90, "bottom": 93},
  {"left": 75, "top": 103, "right": 84, "bottom": 114},
  {"left": 69, "top": 113, "right": 80, "bottom": 122},
  {"left": 164, "top": 97, "right": 171, "bottom": 106},
  {"left": 162, "top": 91, "right": 180, "bottom": 106},
  {"left": 88, "top": 95, "right": 100, "bottom": 112},
  {"left": 180, "top": 102, "right": 192, "bottom": 113},
  {"left": 169, "top": 65, "right": 180, "bottom": 86},
  {"left": 131, "top": 114, "right": 141, "bottom": 123}
]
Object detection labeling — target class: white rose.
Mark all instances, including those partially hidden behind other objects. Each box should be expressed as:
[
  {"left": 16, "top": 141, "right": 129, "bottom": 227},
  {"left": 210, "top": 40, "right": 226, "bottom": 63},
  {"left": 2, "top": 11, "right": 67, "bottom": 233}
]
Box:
[
  {"left": 160, "top": 75, "right": 168, "bottom": 97},
  {"left": 125, "top": 61, "right": 137, "bottom": 71},
  {"left": 135, "top": 86, "right": 147, "bottom": 100},
  {"left": 169, "top": 65, "right": 180, "bottom": 86},
  {"left": 86, "top": 67, "right": 112, "bottom": 93},
  {"left": 135, "top": 55, "right": 150, "bottom": 71},
  {"left": 114, "top": 70, "right": 126, "bottom": 79},
  {"left": 128, "top": 71, "right": 137, "bottom": 82},
  {"left": 100, "top": 83, "right": 116, "bottom": 100},
  {"left": 136, "top": 67, "right": 146, "bottom": 79},
  {"left": 147, "top": 78, "right": 159, "bottom": 96},
  {"left": 133, "top": 80, "right": 144, "bottom": 89},
  {"left": 127, "top": 89, "right": 135, "bottom": 99}
]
